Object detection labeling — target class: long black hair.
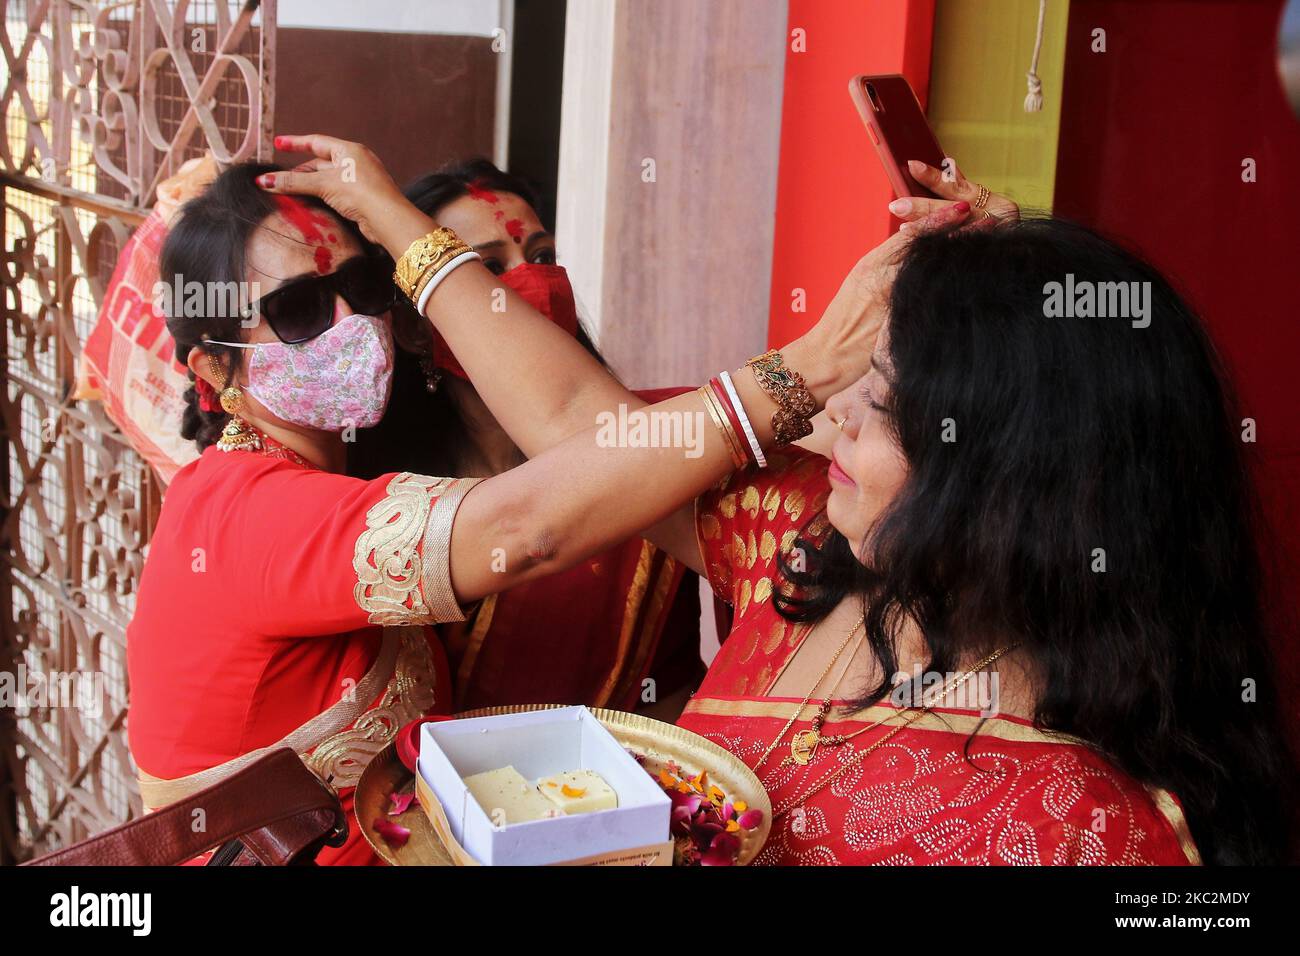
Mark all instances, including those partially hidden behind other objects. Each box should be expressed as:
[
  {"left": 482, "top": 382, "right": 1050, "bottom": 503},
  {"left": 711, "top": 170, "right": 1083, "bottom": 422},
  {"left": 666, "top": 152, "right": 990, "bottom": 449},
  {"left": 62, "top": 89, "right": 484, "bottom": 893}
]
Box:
[
  {"left": 777, "top": 216, "right": 1294, "bottom": 865},
  {"left": 159, "top": 162, "right": 370, "bottom": 450},
  {"left": 349, "top": 157, "right": 607, "bottom": 479}
]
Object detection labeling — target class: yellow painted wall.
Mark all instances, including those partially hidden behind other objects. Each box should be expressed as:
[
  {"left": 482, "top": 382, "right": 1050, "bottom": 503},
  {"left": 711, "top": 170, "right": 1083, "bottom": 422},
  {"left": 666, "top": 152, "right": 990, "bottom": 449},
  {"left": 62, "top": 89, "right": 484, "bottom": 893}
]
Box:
[{"left": 927, "top": 0, "right": 1070, "bottom": 213}]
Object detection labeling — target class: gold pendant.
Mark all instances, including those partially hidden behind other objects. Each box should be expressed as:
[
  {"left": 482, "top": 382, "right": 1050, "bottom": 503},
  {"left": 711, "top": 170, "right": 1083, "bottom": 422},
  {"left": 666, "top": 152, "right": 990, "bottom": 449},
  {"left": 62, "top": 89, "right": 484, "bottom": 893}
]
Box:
[{"left": 790, "top": 729, "right": 820, "bottom": 765}]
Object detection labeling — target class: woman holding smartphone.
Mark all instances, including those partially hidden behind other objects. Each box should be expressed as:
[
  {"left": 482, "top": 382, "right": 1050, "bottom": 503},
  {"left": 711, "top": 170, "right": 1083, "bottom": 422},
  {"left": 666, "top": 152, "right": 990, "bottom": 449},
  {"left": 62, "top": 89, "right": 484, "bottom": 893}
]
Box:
[{"left": 281, "top": 137, "right": 1290, "bottom": 866}]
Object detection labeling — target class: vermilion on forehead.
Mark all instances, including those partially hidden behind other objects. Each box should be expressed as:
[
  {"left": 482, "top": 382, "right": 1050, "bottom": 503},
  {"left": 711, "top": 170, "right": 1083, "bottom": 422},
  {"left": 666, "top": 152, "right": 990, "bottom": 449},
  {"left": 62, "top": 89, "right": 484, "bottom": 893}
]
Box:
[
  {"left": 272, "top": 195, "right": 343, "bottom": 274},
  {"left": 466, "top": 180, "right": 499, "bottom": 204},
  {"left": 486, "top": 207, "right": 527, "bottom": 244}
]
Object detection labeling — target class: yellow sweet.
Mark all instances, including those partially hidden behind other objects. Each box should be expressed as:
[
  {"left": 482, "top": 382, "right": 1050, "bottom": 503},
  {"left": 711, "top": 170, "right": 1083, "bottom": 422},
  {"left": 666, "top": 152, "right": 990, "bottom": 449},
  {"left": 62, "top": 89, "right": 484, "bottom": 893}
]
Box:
[{"left": 536, "top": 770, "right": 618, "bottom": 815}]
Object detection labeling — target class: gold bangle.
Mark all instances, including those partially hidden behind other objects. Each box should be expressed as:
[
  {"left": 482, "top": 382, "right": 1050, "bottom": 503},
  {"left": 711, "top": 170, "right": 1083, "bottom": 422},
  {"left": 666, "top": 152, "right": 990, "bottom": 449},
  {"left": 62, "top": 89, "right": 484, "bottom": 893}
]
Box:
[
  {"left": 745, "top": 350, "right": 816, "bottom": 446},
  {"left": 409, "top": 247, "right": 471, "bottom": 304},
  {"left": 699, "top": 386, "right": 747, "bottom": 469},
  {"left": 699, "top": 385, "right": 741, "bottom": 466},
  {"left": 394, "top": 228, "right": 473, "bottom": 302}
]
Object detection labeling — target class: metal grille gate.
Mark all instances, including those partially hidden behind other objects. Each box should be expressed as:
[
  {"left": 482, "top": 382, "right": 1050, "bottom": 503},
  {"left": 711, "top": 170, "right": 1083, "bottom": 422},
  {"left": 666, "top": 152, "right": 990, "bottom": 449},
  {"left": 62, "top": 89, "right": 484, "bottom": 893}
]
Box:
[{"left": 0, "top": 0, "right": 275, "bottom": 862}]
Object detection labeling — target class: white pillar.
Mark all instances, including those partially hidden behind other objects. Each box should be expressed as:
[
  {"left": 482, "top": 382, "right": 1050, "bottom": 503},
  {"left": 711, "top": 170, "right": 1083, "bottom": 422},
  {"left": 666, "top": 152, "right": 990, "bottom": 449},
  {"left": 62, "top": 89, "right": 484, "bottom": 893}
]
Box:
[{"left": 556, "top": 0, "right": 789, "bottom": 387}]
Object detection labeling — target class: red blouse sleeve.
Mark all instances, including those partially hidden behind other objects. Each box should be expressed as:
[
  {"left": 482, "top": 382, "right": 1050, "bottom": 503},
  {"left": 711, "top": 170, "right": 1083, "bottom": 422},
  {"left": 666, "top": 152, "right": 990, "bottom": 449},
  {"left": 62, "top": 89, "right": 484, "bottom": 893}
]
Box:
[
  {"left": 208, "top": 455, "right": 482, "bottom": 637},
  {"left": 694, "top": 448, "right": 832, "bottom": 620}
]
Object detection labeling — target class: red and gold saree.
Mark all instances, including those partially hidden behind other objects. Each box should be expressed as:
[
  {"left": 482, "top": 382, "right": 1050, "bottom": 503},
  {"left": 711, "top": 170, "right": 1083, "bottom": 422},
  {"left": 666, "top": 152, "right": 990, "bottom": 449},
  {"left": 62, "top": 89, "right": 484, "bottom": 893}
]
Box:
[
  {"left": 437, "top": 388, "right": 702, "bottom": 713},
  {"left": 678, "top": 450, "right": 1200, "bottom": 865},
  {"left": 441, "top": 539, "right": 699, "bottom": 712},
  {"left": 354, "top": 377, "right": 704, "bottom": 714}
]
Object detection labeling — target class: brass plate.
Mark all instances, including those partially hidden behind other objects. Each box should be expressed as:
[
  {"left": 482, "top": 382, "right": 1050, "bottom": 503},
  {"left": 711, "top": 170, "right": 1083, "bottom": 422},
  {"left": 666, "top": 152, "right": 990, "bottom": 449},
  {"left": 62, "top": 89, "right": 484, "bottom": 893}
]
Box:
[
  {"left": 354, "top": 740, "right": 453, "bottom": 866},
  {"left": 356, "top": 705, "right": 772, "bottom": 866}
]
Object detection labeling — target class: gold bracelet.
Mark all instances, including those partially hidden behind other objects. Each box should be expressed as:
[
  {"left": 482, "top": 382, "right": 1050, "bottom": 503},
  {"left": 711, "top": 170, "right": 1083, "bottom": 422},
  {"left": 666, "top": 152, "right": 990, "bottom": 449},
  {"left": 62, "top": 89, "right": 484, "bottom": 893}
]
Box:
[
  {"left": 699, "top": 385, "right": 748, "bottom": 469},
  {"left": 745, "top": 350, "right": 816, "bottom": 446},
  {"left": 393, "top": 228, "right": 473, "bottom": 302}
]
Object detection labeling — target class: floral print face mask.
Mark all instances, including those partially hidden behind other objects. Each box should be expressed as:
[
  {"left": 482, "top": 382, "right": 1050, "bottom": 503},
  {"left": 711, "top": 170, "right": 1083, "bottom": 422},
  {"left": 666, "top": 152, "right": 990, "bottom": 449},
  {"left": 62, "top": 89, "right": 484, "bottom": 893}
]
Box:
[{"left": 211, "top": 313, "right": 394, "bottom": 431}]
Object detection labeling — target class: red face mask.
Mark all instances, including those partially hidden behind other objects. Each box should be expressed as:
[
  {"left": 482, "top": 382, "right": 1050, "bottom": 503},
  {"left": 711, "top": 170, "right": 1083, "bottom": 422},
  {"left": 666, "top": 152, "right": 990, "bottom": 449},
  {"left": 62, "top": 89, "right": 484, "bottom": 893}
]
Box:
[{"left": 432, "top": 263, "right": 580, "bottom": 379}]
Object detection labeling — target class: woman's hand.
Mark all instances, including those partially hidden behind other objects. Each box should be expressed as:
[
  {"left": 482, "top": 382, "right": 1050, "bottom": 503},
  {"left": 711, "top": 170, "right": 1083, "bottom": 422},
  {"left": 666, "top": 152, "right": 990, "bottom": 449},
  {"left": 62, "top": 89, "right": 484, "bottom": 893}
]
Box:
[
  {"left": 889, "top": 158, "right": 1019, "bottom": 227},
  {"left": 259, "top": 133, "right": 433, "bottom": 258},
  {"left": 785, "top": 198, "right": 974, "bottom": 402}
]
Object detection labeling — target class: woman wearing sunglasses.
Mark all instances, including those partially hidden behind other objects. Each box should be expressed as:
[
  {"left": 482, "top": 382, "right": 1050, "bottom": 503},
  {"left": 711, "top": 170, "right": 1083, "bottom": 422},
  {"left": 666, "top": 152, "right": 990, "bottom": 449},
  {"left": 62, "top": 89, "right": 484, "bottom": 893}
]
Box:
[{"left": 126, "top": 137, "right": 895, "bottom": 864}]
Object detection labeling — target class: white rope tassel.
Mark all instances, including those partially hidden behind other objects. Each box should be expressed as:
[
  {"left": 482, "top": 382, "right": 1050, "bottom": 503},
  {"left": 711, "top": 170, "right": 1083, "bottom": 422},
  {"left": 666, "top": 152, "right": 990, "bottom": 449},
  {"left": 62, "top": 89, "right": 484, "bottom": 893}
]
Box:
[{"left": 1024, "top": 0, "right": 1047, "bottom": 113}]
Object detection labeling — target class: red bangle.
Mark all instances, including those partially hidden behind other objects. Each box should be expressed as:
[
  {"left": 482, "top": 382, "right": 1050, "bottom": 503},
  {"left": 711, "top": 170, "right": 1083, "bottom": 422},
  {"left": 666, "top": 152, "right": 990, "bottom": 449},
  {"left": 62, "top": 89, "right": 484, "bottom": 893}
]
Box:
[{"left": 710, "top": 376, "right": 755, "bottom": 467}]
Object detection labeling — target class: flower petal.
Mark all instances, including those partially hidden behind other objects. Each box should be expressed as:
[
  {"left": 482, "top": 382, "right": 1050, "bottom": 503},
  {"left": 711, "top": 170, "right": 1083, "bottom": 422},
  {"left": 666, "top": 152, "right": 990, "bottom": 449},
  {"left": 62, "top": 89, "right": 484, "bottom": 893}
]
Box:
[
  {"left": 737, "top": 808, "right": 765, "bottom": 830},
  {"left": 388, "top": 792, "right": 416, "bottom": 815},
  {"left": 373, "top": 818, "right": 411, "bottom": 848},
  {"left": 700, "top": 832, "right": 740, "bottom": 866}
]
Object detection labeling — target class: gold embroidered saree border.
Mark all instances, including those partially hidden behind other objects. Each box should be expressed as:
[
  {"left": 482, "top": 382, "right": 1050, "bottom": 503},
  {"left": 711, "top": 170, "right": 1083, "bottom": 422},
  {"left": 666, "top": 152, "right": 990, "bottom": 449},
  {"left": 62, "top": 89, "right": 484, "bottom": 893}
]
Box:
[
  {"left": 681, "top": 695, "right": 1091, "bottom": 747},
  {"left": 420, "top": 477, "right": 483, "bottom": 622},
  {"left": 593, "top": 540, "right": 656, "bottom": 707},
  {"left": 1146, "top": 786, "right": 1203, "bottom": 865},
  {"left": 453, "top": 592, "right": 499, "bottom": 709},
  {"left": 608, "top": 551, "right": 681, "bottom": 708},
  {"left": 352, "top": 473, "right": 483, "bottom": 626}
]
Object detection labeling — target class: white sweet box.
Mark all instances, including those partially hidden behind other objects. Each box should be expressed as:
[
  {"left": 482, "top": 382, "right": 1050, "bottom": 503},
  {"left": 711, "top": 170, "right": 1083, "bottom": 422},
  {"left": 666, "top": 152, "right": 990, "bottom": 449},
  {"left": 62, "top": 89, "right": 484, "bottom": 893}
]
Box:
[{"left": 417, "top": 706, "right": 673, "bottom": 866}]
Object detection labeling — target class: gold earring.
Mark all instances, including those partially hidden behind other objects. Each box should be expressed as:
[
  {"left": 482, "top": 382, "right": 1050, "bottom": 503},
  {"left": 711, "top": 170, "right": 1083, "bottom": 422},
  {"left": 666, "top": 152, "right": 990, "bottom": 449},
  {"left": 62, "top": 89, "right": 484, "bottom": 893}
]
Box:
[
  {"left": 207, "top": 353, "right": 245, "bottom": 414},
  {"left": 218, "top": 385, "right": 245, "bottom": 415},
  {"left": 207, "top": 352, "right": 260, "bottom": 452}
]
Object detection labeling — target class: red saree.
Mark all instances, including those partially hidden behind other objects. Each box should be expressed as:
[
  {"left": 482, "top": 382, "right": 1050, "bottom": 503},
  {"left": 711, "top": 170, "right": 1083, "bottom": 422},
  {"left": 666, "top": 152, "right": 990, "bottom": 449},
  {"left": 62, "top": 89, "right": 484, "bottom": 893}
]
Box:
[
  {"left": 678, "top": 450, "right": 1200, "bottom": 866},
  {"left": 440, "top": 386, "right": 703, "bottom": 712},
  {"left": 127, "top": 436, "right": 475, "bottom": 864},
  {"left": 442, "top": 540, "right": 700, "bottom": 711}
]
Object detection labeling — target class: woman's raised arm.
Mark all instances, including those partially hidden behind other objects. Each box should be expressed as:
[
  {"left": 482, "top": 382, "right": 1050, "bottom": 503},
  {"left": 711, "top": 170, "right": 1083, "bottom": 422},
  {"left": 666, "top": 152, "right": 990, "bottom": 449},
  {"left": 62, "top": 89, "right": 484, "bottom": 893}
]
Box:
[{"left": 260, "top": 134, "right": 970, "bottom": 595}]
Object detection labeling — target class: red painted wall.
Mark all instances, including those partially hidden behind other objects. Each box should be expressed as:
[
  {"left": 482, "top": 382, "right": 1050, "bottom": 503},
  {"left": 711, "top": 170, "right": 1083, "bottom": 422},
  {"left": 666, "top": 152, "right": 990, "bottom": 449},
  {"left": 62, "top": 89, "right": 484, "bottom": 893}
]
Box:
[
  {"left": 1053, "top": 0, "right": 1300, "bottom": 745},
  {"left": 767, "top": 0, "right": 936, "bottom": 347}
]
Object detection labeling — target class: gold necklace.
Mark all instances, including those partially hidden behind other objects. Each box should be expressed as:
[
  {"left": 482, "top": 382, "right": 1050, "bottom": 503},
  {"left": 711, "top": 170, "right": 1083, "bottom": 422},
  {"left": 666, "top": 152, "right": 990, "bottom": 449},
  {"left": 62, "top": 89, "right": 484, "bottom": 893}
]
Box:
[
  {"left": 791, "top": 652, "right": 995, "bottom": 761},
  {"left": 762, "top": 649, "right": 980, "bottom": 775},
  {"left": 770, "top": 643, "right": 1019, "bottom": 821},
  {"left": 752, "top": 614, "right": 865, "bottom": 775}
]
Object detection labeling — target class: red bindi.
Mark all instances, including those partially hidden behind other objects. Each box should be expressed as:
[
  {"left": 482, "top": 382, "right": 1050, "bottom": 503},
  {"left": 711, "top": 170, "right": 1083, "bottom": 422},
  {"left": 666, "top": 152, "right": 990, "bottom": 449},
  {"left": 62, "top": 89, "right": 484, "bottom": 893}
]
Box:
[{"left": 504, "top": 218, "right": 525, "bottom": 244}]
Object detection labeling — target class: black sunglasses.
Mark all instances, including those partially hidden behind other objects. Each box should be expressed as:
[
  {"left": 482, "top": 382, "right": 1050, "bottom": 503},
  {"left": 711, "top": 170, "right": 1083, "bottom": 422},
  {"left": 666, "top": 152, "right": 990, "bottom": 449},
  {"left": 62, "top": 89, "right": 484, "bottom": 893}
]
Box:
[{"left": 247, "top": 255, "right": 398, "bottom": 344}]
